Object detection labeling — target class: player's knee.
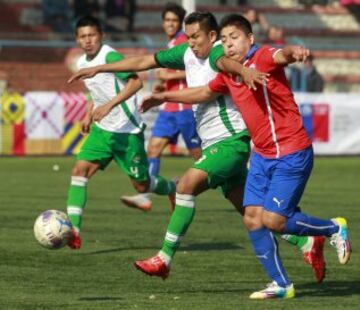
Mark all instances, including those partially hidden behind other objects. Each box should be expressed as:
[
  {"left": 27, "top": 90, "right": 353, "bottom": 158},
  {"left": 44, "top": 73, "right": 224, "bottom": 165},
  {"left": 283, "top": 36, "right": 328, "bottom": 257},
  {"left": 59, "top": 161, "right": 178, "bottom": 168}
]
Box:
[
  {"left": 147, "top": 143, "right": 163, "bottom": 158},
  {"left": 176, "top": 180, "right": 195, "bottom": 195},
  {"left": 243, "top": 207, "right": 263, "bottom": 230},
  {"left": 71, "top": 165, "right": 88, "bottom": 178},
  {"left": 262, "top": 213, "right": 285, "bottom": 232}
]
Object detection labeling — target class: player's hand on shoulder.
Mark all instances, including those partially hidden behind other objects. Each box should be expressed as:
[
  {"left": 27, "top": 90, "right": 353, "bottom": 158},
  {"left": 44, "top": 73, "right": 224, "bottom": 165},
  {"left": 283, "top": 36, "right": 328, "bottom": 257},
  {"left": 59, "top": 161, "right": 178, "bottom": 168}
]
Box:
[
  {"left": 67, "top": 67, "right": 99, "bottom": 84},
  {"left": 292, "top": 46, "right": 310, "bottom": 62},
  {"left": 140, "top": 93, "right": 165, "bottom": 113},
  {"left": 241, "top": 67, "right": 269, "bottom": 90}
]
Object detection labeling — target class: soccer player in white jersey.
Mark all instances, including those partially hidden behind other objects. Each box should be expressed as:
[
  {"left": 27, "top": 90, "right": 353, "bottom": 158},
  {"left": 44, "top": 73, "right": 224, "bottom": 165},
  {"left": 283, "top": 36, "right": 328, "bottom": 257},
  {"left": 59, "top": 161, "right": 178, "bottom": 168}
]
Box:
[
  {"left": 67, "top": 13, "right": 325, "bottom": 283},
  {"left": 66, "top": 16, "right": 176, "bottom": 249}
]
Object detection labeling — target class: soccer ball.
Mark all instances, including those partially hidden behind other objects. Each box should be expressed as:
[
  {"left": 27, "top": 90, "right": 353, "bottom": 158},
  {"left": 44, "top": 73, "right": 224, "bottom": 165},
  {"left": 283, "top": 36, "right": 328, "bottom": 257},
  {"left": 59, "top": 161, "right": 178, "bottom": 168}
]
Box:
[{"left": 34, "top": 210, "right": 73, "bottom": 249}]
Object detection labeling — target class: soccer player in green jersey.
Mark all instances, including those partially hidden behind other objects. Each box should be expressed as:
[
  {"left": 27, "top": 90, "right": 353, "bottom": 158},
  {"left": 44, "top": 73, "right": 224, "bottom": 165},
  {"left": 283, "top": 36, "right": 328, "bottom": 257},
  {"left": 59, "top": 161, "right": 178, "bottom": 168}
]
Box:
[
  {"left": 66, "top": 16, "right": 176, "bottom": 249},
  {"left": 68, "top": 13, "right": 325, "bottom": 283}
]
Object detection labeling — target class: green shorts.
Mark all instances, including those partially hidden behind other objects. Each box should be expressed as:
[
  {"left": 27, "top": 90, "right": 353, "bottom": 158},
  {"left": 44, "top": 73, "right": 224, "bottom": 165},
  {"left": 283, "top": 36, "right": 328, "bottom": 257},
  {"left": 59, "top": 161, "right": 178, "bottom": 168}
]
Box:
[
  {"left": 193, "top": 133, "right": 250, "bottom": 196},
  {"left": 77, "top": 124, "right": 149, "bottom": 182}
]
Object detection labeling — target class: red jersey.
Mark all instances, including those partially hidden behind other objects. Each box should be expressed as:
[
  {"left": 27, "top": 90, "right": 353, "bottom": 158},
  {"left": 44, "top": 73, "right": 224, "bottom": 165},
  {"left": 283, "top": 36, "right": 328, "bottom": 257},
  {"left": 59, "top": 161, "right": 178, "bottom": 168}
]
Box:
[
  {"left": 164, "top": 31, "right": 191, "bottom": 112},
  {"left": 209, "top": 45, "right": 311, "bottom": 158}
]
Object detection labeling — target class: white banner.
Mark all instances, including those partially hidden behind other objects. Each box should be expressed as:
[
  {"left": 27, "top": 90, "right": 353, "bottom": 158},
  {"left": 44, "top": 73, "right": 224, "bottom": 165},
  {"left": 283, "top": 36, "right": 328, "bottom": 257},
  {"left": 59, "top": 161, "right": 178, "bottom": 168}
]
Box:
[{"left": 295, "top": 93, "right": 360, "bottom": 155}]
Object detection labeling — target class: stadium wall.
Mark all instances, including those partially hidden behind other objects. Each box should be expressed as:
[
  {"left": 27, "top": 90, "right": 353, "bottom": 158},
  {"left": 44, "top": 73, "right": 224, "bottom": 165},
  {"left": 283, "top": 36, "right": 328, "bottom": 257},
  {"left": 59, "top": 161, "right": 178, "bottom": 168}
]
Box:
[{"left": 0, "top": 91, "right": 360, "bottom": 156}]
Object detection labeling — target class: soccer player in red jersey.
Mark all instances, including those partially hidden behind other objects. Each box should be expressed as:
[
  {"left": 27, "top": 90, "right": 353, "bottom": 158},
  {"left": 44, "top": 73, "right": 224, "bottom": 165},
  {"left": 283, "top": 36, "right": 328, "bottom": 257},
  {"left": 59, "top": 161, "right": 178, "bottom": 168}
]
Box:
[{"left": 140, "top": 14, "right": 351, "bottom": 299}]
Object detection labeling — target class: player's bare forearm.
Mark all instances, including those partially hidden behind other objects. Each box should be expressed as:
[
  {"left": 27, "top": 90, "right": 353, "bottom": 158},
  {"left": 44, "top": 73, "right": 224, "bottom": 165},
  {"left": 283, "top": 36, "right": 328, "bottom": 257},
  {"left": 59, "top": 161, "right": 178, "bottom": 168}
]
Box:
[
  {"left": 109, "top": 75, "right": 142, "bottom": 108},
  {"left": 216, "top": 56, "right": 268, "bottom": 90},
  {"left": 163, "top": 86, "right": 218, "bottom": 104},
  {"left": 92, "top": 76, "right": 142, "bottom": 121},
  {"left": 140, "top": 86, "right": 218, "bottom": 113},
  {"left": 68, "top": 55, "right": 158, "bottom": 83},
  {"left": 155, "top": 69, "right": 186, "bottom": 81},
  {"left": 276, "top": 45, "right": 310, "bottom": 65}
]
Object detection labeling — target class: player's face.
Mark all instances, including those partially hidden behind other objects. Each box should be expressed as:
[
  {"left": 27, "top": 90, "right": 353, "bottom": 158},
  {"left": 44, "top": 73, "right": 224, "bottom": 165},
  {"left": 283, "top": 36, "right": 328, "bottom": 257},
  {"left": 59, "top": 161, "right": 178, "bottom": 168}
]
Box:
[
  {"left": 76, "top": 26, "right": 103, "bottom": 57},
  {"left": 185, "top": 22, "right": 217, "bottom": 59},
  {"left": 220, "top": 25, "right": 254, "bottom": 62},
  {"left": 163, "top": 11, "right": 182, "bottom": 38}
]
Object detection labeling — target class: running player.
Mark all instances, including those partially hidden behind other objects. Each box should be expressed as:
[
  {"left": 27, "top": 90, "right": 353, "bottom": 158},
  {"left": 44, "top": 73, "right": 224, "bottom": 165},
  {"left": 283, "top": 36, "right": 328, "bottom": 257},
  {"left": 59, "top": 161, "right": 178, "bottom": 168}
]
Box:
[
  {"left": 66, "top": 16, "right": 176, "bottom": 249},
  {"left": 139, "top": 14, "right": 351, "bottom": 299},
  {"left": 67, "top": 13, "right": 326, "bottom": 283}
]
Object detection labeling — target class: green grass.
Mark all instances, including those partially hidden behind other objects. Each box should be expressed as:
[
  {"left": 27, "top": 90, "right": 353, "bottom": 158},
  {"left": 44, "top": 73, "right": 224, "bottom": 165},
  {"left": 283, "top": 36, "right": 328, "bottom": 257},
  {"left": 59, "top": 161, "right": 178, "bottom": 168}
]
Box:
[{"left": 0, "top": 156, "right": 359, "bottom": 309}]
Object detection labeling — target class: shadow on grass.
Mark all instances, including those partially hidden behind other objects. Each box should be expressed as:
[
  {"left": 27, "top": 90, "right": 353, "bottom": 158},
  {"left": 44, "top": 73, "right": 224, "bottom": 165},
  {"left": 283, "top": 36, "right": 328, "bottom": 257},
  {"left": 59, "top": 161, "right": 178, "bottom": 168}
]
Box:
[
  {"left": 296, "top": 280, "right": 360, "bottom": 298},
  {"left": 82, "top": 242, "right": 243, "bottom": 255}
]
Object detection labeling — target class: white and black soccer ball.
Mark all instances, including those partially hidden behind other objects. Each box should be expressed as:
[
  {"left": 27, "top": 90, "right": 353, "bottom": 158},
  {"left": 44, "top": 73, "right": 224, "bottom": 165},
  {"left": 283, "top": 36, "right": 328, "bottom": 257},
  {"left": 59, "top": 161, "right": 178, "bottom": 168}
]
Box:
[{"left": 34, "top": 210, "right": 73, "bottom": 249}]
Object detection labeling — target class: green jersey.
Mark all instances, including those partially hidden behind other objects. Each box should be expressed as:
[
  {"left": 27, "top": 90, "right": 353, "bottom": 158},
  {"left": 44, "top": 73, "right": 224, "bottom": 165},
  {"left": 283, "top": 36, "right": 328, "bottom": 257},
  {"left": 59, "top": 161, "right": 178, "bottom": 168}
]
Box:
[
  {"left": 155, "top": 42, "right": 248, "bottom": 149},
  {"left": 77, "top": 44, "right": 144, "bottom": 133}
]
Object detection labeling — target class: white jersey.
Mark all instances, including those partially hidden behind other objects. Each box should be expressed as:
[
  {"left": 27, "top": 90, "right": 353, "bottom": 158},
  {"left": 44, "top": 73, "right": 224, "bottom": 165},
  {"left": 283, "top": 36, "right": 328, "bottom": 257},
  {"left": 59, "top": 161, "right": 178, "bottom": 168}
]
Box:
[
  {"left": 155, "top": 41, "right": 247, "bottom": 149},
  {"left": 77, "top": 44, "right": 144, "bottom": 133}
]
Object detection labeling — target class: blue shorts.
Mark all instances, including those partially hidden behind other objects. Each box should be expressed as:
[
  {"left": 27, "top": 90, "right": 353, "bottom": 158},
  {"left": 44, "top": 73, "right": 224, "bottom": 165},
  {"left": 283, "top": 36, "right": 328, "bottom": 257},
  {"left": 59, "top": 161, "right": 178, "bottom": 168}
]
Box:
[
  {"left": 243, "top": 147, "right": 313, "bottom": 218},
  {"left": 152, "top": 110, "right": 201, "bottom": 149}
]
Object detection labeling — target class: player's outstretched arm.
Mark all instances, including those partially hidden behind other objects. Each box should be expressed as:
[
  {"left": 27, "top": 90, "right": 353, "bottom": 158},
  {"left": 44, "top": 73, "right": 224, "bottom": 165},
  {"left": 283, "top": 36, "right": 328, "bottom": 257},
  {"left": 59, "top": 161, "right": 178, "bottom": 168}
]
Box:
[
  {"left": 68, "top": 54, "right": 158, "bottom": 83},
  {"left": 216, "top": 56, "right": 269, "bottom": 90},
  {"left": 274, "top": 45, "right": 310, "bottom": 65},
  {"left": 92, "top": 75, "right": 143, "bottom": 121},
  {"left": 155, "top": 69, "right": 186, "bottom": 81},
  {"left": 140, "top": 86, "right": 218, "bottom": 113}
]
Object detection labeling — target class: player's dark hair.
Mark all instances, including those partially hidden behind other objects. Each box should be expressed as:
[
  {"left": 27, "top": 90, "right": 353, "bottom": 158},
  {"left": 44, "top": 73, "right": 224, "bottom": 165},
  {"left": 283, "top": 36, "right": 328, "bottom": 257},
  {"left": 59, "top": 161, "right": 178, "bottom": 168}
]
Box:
[
  {"left": 162, "top": 2, "right": 187, "bottom": 24},
  {"left": 75, "top": 15, "right": 102, "bottom": 34},
  {"left": 184, "top": 12, "right": 218, "bottom": 35},
  {"left": 219, "top": 14, "right": 252, "bottom": 35}
]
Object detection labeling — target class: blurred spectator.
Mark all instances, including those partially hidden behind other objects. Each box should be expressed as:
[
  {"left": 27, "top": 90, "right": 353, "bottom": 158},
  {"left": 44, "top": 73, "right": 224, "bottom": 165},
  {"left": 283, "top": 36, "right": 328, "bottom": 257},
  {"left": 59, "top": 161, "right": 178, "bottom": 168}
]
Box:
[
  {"left": 72, "top": 0, "right": 101, "bottom": 20},
  {"left": 265, "top": 25, "right": 286, "bottom": 47},
  {"left": 285, "top": 65, "right": 302, "bottom": 91},
  {"left": 301, "top": 54, "right": 324, "bottom": 92},
  {"left": 244, "top": 8, "right": 269, "bottom": 38},
  {"left": 104, "top": 0, "right": 137, "bottom": 33},
  {"left": 42, "top": 0, "right": 72, "bottom": 33}
]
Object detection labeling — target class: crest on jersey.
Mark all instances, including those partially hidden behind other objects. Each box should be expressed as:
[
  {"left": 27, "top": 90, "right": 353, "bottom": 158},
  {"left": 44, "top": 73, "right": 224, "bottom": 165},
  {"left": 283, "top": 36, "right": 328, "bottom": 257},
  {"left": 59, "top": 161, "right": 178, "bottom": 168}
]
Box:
[{"left": 209, "top": 147, "right": 218, "bottom": 155}]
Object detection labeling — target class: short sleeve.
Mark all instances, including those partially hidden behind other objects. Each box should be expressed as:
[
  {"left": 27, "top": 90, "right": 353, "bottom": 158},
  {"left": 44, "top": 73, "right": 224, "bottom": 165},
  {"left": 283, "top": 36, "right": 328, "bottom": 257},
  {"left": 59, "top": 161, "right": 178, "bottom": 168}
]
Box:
[
  {"left": 209, "top": 44, "right": 225, "bottom": 72},
  {"left": 208, "top": 73, "right": 229, "bottom": 94},
  {"left": 154, "top": 43, "right": 188, "bottom": 70},
  {"left": 105, "top": 51, "right": 135, "bottom": 81},
  {"left": 258, "top": 45, "right": 282, "bottom": 72}
]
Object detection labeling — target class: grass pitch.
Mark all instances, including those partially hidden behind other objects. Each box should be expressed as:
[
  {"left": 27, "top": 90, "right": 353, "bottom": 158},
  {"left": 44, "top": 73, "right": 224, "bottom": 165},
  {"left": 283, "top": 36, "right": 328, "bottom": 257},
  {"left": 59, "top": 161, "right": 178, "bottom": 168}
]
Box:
[{"left": 0, "top": 156, "right": 359, "bottom": 309}]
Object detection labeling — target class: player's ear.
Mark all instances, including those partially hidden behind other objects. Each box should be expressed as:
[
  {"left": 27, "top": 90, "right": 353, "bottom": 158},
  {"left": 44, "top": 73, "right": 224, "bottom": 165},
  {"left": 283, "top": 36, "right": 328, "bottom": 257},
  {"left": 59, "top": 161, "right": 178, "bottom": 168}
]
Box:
[{"left": 209, "top": 30, "right": 218, "bottom": 44}]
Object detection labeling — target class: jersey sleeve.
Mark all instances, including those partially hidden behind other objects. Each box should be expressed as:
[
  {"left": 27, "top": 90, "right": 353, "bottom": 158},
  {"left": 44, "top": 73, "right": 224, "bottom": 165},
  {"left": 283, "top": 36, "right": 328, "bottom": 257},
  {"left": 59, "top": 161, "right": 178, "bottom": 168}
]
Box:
[
  {"left": 105, "top": 51, "right": 136, "bottom": 81},
  {"left": 208, "top": 73, "right": 229, "bottom": 94},
  {"left": 259, "top": 45, "right": 283, "bottom": 72},
  {"left": 154, "top": 43, "right": 188, "bottom": 70},
  {"left": 209, "top": 44, "right": 225, "bottom": 72}
]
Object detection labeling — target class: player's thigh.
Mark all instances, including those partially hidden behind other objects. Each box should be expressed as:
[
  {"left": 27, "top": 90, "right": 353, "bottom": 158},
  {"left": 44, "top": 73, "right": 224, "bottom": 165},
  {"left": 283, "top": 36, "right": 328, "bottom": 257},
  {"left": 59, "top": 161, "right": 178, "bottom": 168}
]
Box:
[
  {"left": 112, "top": 132, "right": 150, "bottom": 182},
  {"left": 151, "top": 111, "right": 178, "bottom": 141},
  {"left": 176, "top": 110, "right": 201, "bottom": 151},
  {"left": 71, "top": 160, "right": 102, "bottom": 178},
  {"left": 264, "top": 147, "right": 314, "bottom": 217},
  {"left": 243, "top": 152, "right": 269, "bottom": 208},
  {"left": 77, "top": 124, "right": 113, "bottom": 170},
  {"left": 176, "top": 168, "right": 209, "bottom": 196},
  {"left": 194, "top": 135, "right": 250, "bottom": 191}
]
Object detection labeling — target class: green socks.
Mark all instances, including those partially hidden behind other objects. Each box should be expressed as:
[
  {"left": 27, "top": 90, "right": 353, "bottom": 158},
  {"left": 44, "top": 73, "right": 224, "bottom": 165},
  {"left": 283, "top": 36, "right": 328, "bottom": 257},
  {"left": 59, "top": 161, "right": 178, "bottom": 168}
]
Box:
[
  {"left": 160, "top": 193, "right": 195, "bottom": 263},
  {"left": 67, "top": 176, "right": 88, "bottom": 233}
]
